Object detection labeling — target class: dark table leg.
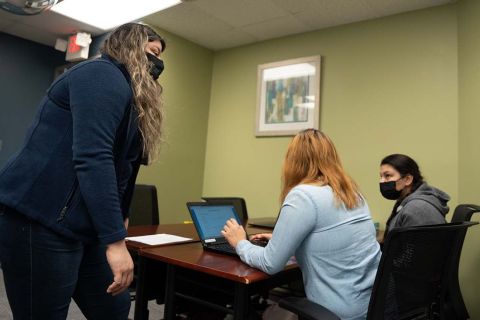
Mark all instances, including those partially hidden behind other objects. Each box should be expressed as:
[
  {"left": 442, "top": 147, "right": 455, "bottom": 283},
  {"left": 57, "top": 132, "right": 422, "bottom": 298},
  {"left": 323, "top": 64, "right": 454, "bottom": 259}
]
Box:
[
  {"left": 134, "top": 256, "right": 149, "bottom": 320},
  {"left": 233, "top": 282, "right": 249, "bottom": 320},
  {"left": 164, "top": 264, "right": 176, "bottom": 320}
]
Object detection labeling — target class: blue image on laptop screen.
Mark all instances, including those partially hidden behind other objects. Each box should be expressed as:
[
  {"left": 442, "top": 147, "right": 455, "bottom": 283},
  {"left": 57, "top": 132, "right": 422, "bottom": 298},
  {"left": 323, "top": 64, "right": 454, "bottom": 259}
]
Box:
[{"left": 190, "top": 205, "right": 240, "bottom": 240}]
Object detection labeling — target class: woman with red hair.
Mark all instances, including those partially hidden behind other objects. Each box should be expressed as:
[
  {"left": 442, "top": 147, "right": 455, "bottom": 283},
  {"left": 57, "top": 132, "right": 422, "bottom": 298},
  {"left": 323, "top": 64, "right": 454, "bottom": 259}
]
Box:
[{"left": 223, "top": 129, "right": 380, "bottom": 320}]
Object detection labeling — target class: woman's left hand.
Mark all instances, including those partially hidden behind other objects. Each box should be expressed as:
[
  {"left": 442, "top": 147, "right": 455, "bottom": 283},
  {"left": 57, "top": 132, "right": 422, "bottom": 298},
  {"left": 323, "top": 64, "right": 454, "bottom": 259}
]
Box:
[{"left": 221, "top": 218, "right": 247, "bottom": 248}]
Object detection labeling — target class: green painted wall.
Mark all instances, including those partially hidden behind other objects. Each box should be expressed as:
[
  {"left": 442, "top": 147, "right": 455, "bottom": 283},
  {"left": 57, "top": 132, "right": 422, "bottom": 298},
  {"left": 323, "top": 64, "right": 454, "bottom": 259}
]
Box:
[
  {"left": 137, "top": 3, "right": 480, "bottom": 315},
  {"left": 136, "top": 27, "right": 213, "bottom": 223},
  {"left": 203, "top": 5, "right": 458, "bottom": 229},
  {"left": 458, "top": 0, "right": 480, "bottom": 317}
]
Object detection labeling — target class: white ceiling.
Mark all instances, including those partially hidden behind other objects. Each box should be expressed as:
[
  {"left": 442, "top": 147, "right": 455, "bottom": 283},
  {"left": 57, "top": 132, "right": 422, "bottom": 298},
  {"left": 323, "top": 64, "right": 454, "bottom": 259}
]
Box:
[{"left": 0, "top": 0, "right": 456, "bottom": 51}]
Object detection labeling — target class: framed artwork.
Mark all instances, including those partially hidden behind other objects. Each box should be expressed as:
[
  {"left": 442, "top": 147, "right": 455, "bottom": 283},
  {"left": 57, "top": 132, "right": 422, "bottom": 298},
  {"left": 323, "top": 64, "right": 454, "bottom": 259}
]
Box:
[{"left": 255, "top": 55, "right": 321, "bottom": 136}]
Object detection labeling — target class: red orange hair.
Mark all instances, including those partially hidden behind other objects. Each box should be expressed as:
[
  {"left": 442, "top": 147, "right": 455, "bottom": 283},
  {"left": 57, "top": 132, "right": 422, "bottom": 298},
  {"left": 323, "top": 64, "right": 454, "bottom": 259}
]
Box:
[{"left": 280, "top": 129, "right": 362, "bottom": 209}]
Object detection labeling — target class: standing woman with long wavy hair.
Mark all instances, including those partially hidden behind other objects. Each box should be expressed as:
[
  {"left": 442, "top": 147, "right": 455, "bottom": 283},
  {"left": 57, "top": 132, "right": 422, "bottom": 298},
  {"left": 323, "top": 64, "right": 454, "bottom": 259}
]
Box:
[
  {"left": 222, "top": 129, "right": 381, "bottom": 319},
  {"left": 0, "top": 23, "right": 165, "bottom": 319}
]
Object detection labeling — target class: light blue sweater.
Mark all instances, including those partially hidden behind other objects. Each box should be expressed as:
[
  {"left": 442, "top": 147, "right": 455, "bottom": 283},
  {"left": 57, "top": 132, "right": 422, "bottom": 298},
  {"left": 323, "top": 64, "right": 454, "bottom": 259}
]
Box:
[{"left": 236, "top": 184, "right": 381, "bottom": 320}]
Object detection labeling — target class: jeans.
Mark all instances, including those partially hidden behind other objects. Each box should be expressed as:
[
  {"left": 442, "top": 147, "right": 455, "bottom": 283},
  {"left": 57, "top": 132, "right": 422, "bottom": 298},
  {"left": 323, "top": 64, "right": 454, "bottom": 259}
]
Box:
[{"left": 0, "top": 204, "right": 130, "bottom": 320}]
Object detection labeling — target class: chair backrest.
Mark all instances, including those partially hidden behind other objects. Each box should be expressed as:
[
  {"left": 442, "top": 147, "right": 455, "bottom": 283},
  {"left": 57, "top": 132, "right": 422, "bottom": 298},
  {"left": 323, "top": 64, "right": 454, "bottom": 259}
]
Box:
[
  {"left": 451, "top": 204, "right": 480, "bottom": 222},
  {"left": 445, "top": 204, "right": 480, "bottom": 319},
  {"left": 128, "top": 184, "right": 159, "bottom": 226},
  {"left": 367, "top": 222, "right": 478, "bottom": 320},
  {"left": 201, "top": 197, "right": 249, "bottom": 224}
]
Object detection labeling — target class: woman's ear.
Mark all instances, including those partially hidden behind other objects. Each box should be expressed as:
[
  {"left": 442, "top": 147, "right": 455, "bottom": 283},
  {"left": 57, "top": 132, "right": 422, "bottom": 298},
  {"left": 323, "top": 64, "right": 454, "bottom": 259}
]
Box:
[{"left": 404, "top": 174, "right": 414, "bottom": 186}]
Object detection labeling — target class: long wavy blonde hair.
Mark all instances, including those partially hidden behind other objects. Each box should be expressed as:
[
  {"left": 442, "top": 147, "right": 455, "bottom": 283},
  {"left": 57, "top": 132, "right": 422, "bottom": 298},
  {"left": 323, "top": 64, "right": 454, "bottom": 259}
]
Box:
[
  {"left": 280, "top": 129, "right": 362, "bottom": 210},
  {"left": 101, "top": 23, "right": 164, "bottom": 164}
]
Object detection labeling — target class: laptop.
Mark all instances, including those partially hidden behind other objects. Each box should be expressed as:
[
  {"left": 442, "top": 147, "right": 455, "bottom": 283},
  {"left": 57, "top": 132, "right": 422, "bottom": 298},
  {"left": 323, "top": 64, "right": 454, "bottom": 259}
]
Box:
[{"left": 187, "top": 202, "right": 241, "bottom": 256}]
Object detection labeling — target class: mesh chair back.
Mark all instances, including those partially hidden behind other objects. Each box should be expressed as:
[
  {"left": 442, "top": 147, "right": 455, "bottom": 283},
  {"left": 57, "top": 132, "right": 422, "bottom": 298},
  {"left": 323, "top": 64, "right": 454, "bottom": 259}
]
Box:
[
  {"left": 445, "top": 204, "right": 480, "bottom": 319},
  {"left": 367, "top": 222, "right": 478, "bottom": 320},
  {"left": 129, "top": 184, "right": 159, "bottom": 226},
  {"left": 201, "top": 197, "right": 249, "bottom": 225}
]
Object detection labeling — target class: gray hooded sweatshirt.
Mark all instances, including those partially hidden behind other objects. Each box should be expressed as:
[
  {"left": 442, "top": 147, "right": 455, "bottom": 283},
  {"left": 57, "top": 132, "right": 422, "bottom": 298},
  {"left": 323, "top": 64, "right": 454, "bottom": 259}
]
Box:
[{"left": 388, "top": 182, "right": 450, "bottom": 230}]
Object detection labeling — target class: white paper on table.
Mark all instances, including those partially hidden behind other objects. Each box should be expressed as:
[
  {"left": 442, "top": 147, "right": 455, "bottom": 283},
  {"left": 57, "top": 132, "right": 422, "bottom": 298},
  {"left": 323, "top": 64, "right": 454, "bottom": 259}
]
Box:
[{"left": 125, "top": 233, "right": 193, "bottom": 245}]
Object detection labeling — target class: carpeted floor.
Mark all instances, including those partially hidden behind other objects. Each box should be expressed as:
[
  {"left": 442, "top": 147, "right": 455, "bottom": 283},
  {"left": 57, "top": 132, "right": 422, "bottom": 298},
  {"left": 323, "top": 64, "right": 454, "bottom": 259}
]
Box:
[{"left": 0, "top": 268, "right": 164, "bottom": 320}]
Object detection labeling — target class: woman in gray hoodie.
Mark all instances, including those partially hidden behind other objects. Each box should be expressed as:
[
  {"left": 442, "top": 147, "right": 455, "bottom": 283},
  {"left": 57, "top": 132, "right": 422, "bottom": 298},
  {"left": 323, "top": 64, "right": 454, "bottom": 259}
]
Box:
[{"left": 379, "top": 154, "right": 450, "bottom": 239}]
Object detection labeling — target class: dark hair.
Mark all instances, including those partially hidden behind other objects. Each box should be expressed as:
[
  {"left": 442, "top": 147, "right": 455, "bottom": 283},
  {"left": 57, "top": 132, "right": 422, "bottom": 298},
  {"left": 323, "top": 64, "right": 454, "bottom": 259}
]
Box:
[
  {"left": 145, "top": 26, "right": 166, "bottom": 52},
  {"left": 381, "top": 154, "right": 424, "bottom": 192}
]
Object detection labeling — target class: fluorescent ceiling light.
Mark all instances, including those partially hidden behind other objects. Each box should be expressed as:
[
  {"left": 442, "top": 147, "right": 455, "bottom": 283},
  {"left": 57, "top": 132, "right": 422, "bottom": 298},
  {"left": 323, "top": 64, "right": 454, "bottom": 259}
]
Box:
[
  {"left": 264, "top": 63, "right": 316, "bottom": 81},
  {"left": 51, "top": 0, "right": 181, "bottom": 31}
]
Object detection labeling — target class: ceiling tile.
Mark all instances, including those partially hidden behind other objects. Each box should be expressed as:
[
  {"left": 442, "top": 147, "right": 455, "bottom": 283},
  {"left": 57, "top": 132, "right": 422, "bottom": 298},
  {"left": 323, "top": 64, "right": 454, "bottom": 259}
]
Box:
[
  {"left": 3, "top": 22, "right": 57, "bottom": 46},
  {"left": 0, "top": 7, "right": 20, "bottom": 20},
  {"left": 271, "top": 0, "right": 329, "bottom": 15},
  {"left": 0, "top": 16, "right": 15, "bottom": 31},
  {"left": 241, "top": 14, "right": 312, "bottom": 42},
  {"left": 200, "top": 29, "right": 256, "bottom": 50},
  {"left": 146, "top": 4, "right": 233, "bottom": 34},
  {"left": 293, "top": 7, "right": 347, "bottom": 30},
  {"left": 298, "top": 0, "right": 370, "bottom": 30},
  {"left": 0, "top": 0, "right": 457, "bottom": 51},
  {"left": 16, "top": 11, "right": 103, "bottom": 36},
  {"left": 363, "top": 0, "right": 455, "bottom": 19},
  {"left": 145, "top": 3, "right": 242, "bottom": 49}
]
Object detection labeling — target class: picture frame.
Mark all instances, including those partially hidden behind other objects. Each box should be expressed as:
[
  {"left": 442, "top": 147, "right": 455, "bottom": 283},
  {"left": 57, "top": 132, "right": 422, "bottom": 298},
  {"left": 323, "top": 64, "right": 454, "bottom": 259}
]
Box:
[{"left": 255, "top": 55, "right": 321, "bottom": 136}]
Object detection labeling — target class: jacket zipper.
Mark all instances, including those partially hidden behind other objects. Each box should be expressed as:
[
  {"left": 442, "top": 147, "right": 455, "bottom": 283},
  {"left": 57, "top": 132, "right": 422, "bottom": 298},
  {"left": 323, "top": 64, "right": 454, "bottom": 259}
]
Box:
[{"left": 57, "top": 180, "right": 78, "bottom": 222}]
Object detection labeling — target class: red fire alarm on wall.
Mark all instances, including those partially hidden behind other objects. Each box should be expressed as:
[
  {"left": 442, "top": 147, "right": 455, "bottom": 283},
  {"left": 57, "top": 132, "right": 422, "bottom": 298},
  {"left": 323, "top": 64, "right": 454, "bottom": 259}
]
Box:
[
  {"left": 65, "top": 32, "right": 91, "bottom": 62},
  {"left": 67, "top": 34, "right": 81, "bottom": 54}
]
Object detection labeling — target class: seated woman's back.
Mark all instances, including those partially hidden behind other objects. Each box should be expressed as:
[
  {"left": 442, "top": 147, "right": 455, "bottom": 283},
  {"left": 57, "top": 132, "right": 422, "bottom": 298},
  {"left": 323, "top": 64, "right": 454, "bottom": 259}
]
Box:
[
  {"left": 278, "top": 184, "right": 380, "bottom": 320},
  {"left": 223, "top": 129, "right": 381, "bottom": 320}
]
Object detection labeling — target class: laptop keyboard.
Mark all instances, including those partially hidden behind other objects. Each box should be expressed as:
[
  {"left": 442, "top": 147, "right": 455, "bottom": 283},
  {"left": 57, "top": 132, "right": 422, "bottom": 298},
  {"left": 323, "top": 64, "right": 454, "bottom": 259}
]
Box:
[{"left": 211, "top": 243, "right": 236, "bottom": 254}]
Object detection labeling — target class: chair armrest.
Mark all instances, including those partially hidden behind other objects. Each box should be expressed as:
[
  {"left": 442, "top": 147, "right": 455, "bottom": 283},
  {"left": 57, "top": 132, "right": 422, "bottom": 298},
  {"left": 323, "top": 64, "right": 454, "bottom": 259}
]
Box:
[{"left": 279, "top": 297, "right": 340, "bottom": 320}]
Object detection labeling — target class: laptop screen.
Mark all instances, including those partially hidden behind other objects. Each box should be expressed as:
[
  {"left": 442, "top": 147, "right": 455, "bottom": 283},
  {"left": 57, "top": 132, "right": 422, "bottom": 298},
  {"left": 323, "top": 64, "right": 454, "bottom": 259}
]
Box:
[
  {"left": 201, "top": 197, "right": 248, "bottom": 224},
  {"left": 188, "top": 204, "right": 241, "bottom": 240}
]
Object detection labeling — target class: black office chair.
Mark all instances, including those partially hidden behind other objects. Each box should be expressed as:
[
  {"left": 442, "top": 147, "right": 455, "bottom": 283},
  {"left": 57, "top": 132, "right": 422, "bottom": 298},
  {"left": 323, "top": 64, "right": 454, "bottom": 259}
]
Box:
[
  {"left": 128, "top": 184, "right": 160, "bottom": 301},
  {"left": 444, "top": 204, "right": 480, "bottom": 319},
  {"left": 129, "top": 184, "right": 160, "bottom": 226},
  {"left": 451, "top": 204, "right": 480, "bottom": 223},
  {"left": 279, "top": 222, "right": 478, "bottom": 320}
]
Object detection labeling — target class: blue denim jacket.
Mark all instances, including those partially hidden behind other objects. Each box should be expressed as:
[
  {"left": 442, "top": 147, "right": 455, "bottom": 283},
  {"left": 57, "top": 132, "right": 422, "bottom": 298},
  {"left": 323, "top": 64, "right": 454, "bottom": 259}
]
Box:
[{"left": 0, "top": 55, "right": 142, "bottom": 244}]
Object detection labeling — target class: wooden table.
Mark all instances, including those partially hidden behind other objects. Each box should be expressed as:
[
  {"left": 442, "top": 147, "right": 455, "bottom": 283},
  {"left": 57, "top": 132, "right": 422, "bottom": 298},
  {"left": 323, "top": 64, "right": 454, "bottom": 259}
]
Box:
[
  {"left": 135, "top": 242, "right": 301, "bottom": 320},
  {"left": 126, "top": 223, "right": 272, "bottom": 251},
  {"left": 127, "top": 224, "right": 290, "bottom": 319},
  {"left": 126, "top": 224, "right": 200, "bottom": 308}
]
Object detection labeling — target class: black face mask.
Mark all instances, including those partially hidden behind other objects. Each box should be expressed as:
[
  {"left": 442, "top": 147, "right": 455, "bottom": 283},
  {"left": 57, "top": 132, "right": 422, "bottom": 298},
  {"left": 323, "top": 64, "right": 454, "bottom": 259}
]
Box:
[
  {"left": 379, "top": 180, "right": 402, "bottom": 200},
  {"left": 146, "top": 53, "right": 164, "bottom": 80}
]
